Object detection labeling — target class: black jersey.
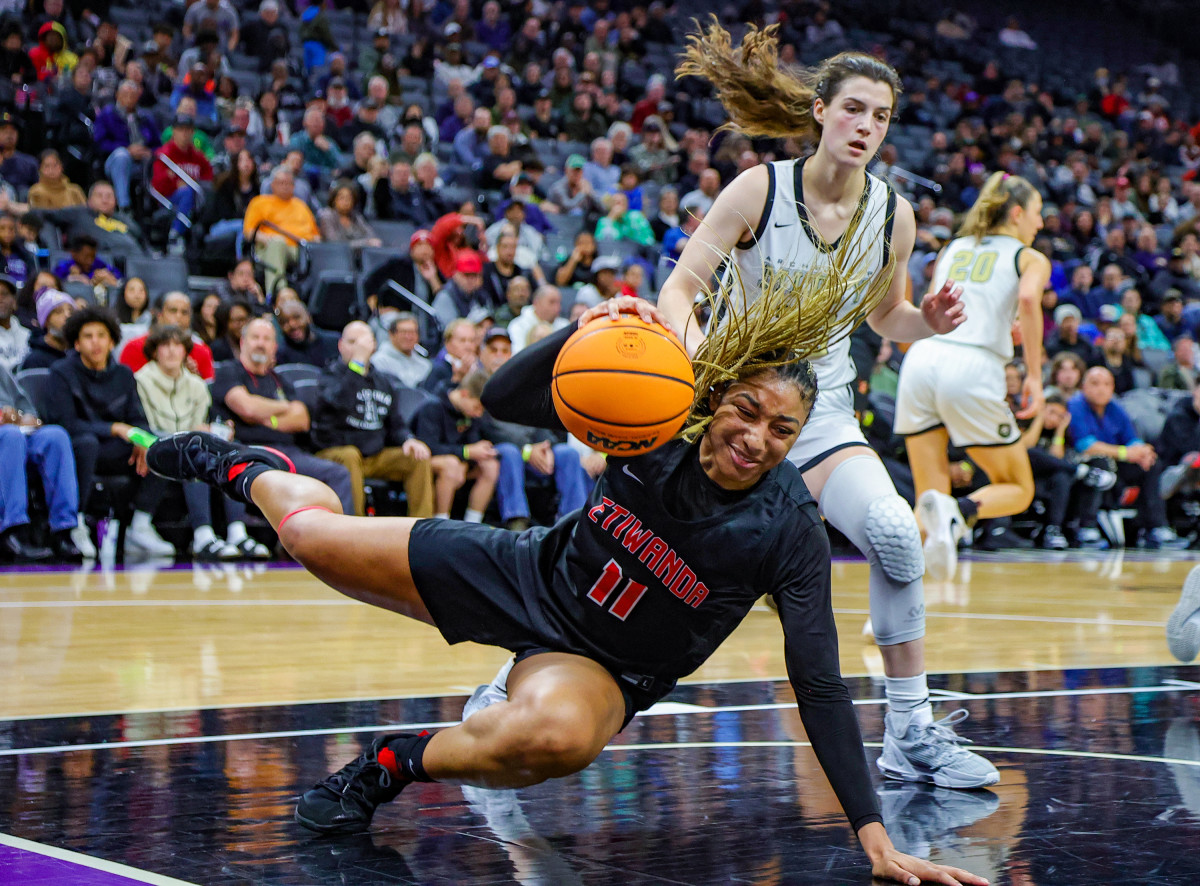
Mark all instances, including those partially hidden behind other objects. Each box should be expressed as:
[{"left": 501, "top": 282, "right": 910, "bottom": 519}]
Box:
[
  {"left": 511, "top": 439, "right": 832, "bottom": 683},
  {"left": 482, "top": 323, "right": 883, "bottom": 833}
]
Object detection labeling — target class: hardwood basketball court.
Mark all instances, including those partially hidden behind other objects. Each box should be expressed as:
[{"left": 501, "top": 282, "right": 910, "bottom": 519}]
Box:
[{"left": 2, "top": 552, "right": 1199, "bottom": 884}]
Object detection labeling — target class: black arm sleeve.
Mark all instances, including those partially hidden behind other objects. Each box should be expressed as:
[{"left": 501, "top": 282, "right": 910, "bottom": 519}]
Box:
[
  {"left": 480, "top": 321, "right": 574, "bottom": 432},
  {"left": 768, "top": 516, "right": 883, "bottom": 833}
]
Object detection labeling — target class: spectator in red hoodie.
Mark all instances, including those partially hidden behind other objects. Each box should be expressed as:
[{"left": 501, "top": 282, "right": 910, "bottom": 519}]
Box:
[{"left": 152, "top": 115, "right": 213, "bottom": 244}]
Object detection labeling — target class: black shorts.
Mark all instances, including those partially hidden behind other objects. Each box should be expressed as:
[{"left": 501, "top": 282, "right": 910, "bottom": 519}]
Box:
[{"left": 408, "top": 519, "right": 674, "bottom": 727}]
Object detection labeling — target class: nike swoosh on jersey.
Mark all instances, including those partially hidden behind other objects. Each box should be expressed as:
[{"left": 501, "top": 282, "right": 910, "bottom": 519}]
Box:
[
  {"left": 622, "top": 464, "right": 644, "bottom": 485},
  {"left": 773, "top": 220, "right": 798, "bottom": 228}
]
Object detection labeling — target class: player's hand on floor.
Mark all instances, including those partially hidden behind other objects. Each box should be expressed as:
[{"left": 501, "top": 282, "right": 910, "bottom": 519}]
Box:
[
  {"left": 872, "top": 849, "right": 988, "bottom": 886},
  {"left": 577, "top": 296, "right": 670, "bottom": 330}
]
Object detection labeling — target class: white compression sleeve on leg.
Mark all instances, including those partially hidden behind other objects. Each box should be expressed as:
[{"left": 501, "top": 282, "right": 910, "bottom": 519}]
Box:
[{"left": 818, "top": 455, "right": 927, "bottom": 646}]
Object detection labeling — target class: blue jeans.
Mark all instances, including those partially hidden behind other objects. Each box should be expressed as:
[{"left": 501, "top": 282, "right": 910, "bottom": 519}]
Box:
[
  {"left": 168, "top": 187, "right": 196, "bottom": 235},
  {"left": 104, "top": 147, "right": 135, "bottom": 210},
  {"left": 0, "top": 424, "right": 79, "bottom": 534},
  {"left": 495, "top": 442, "right": 589, "bottom": 522}
]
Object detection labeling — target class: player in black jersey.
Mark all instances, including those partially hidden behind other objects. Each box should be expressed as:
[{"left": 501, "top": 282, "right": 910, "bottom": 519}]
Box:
[{"left": 146, "top": 295, "right": 986, "bottom": 886}]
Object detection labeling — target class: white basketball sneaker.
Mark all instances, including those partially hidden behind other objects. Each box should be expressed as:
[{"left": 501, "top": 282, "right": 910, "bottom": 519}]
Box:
[
  {"left": 1167, "top": 566, "right": 1200, "bottom": 663},
  {"left": 462, "top": 657, "right": 515, "bottom": 721},
  {"left": 916, "top": 490, "right": 967, "bottom": 581},
  {"left": 877, "top": 707, "right": 999, "bottom": 789}
]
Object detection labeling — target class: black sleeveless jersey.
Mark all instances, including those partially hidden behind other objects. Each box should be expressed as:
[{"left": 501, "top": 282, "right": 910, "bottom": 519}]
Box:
[{"left": 511, "top": 439, "right": 832, "bottom": 683}]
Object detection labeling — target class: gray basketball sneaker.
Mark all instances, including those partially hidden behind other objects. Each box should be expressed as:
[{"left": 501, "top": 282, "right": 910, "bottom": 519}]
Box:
[
  {"left": 877, "top": 708, "right": 999, "bottom": 789},
  {"left": 1167, "top": 565, "right": 1200, "bottom": 663},
  {"left": 462, "top": 657, "right": 515, "bottom": 721}
]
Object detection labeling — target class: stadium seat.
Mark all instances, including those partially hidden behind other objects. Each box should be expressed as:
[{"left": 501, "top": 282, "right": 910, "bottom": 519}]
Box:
[
  {"left": 394, "top": 386, "right": 437, "bottom": 427},
  {"left": 126, "top": 256, "right": 191, "bottom": 299}
]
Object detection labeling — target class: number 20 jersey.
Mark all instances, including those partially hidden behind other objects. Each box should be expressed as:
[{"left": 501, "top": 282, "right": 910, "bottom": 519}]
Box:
[
  {"left": 931, "top": 234, "right": 1026, "bottom": 359},
  {"left": 517, "top": 439, "right": 832, "bottom": 681}
]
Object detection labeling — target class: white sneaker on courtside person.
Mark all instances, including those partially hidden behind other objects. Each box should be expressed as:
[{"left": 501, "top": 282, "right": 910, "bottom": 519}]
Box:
[
  {"left": 916, "top": 490, "right": 967, "bottom": 581},
  {"left": 1167, "top": 565, "right": 1200, "bottom": 663},
  {"left": 877, "top": 707, "right": 999, "bottom": 789},
  {"left": 70, "top": 515, "right": 97, "bottom": 559}
]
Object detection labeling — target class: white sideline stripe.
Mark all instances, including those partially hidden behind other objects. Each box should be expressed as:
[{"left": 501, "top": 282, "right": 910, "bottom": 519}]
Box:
[
  {"left": 0, "top": 599, "right": 354, "bottom": 608},
  {"left": 3, "top": 598, "right": 1168, "bottom": 627},
  {"left": 0, "top": 832, "right": 200, "bottom": 885},
  {"left": 3, "top": 681, "right": 1196, "bottom": 757}
]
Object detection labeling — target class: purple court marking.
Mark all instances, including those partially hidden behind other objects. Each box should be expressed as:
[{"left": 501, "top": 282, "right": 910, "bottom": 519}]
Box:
[{"left": 0, "top": 835, "right": 198, "bottom": 886}]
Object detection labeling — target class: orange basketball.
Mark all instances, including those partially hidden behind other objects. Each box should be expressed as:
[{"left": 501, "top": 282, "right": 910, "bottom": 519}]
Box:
[{"left": 552, "top": 316, "right": 695, "bottom": 455}]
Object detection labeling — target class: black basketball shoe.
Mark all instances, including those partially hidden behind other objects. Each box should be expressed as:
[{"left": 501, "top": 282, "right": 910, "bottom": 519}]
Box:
[
  {"left": 146, "top": 431, "right": 294, "bottom": 504},
  {"left": 295, "top": 734, "right": 420, "bottom": 835}
]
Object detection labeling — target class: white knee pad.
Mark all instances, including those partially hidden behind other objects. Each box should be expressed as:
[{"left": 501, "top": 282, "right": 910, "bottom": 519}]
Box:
[{"left": 819, "top": 455, "right": 925, "bottom": 584}]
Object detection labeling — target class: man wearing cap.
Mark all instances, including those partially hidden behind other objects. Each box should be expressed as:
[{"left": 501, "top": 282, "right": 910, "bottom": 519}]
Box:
[
  {"left": 1157, "top": 291, "right": 1194, "bottom": 342},
  {"left": 153, "top": 115, "right": 214, "bottom": 243},
  {"left": 241, "top": 0, "right": 289, "bottom": 72},
  {"left": 371, "top": 312, "right": 432, "bottom": 389},
  {"left": 358, "top": 29, "right": 391, "bottom": 79},
  {"left": 432, "top": 251, "right": 491, "bottom": 332},
  {"left": 309, "top": 321, "right": 434, "bottom": 518},
  {"left": 21, "top": 290, "right": 75, "bottom": 370},
  {"left": 94, "top": 80, "right": 161, "bottom": 211},
  {"left": 506, "top": 284, "right": 568, "bottom": 354},
  {"left": 0, "top": 113, "right": 39, "bottom": 193},
  {"left": 1046, "top": 304, "right": 1100, "bottom": 365},
  {"left": 573, "top": 255, "right": 623, "bottom": 310},
  {"left": 1150, "top": 247, "right": 1200, "bottom": 304},
  {"left": 339, "top": 102, "right": 387, "bottom": 155},
  {"left": 547, "top": 155, "right": 602, "bottom": 217},
  {"left": 526, "top": 91, "right": 561, "bottom": 141},
  {"left": 0, "top": 275, "right": 28, "bottom": 372}
]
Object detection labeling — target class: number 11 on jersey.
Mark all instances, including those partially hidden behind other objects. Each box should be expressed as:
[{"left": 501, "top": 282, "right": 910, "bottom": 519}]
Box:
[{"left": 587, "top": 559, "right": 648, "bottom": 621}]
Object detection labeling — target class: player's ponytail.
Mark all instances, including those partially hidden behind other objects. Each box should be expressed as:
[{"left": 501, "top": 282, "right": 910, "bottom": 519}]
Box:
[
  {"left": 676, "top": 17, "right": 901, "bottom": 144},
  {"left": 958, "top": 171, "right": 1039, "bottom": 242}
]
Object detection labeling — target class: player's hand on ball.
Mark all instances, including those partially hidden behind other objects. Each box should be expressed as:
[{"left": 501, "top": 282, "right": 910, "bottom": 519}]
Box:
[
  {"left": 873, "top": 848, "right": 988, "bottom": 886},
  {"left": 577, "top": 296, "right": 671, "bottom": 331},
  {"left": 921, "top": 280, "right": 966, "bottom": 334}
]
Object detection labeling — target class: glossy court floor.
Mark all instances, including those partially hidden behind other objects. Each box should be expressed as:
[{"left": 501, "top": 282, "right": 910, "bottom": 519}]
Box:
[{"left": 3, "top": 552, "right": 1200, "bottom": 885}]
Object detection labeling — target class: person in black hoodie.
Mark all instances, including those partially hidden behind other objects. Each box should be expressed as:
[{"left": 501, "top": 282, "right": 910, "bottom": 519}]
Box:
[
  {"left": 42, "top": 306, "right": 175, "bottom": 557},
  {"left": 309, "top": 321, "right": 434, "bottom": 518},
  {"left": 1158, "top": 384, "right": 1200, "bottom": 505},
  {"left": 412, "top": 368, "right": 497, "bottom": 521}
]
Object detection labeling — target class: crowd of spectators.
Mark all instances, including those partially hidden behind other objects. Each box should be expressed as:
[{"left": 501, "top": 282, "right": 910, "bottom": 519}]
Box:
[{"left": 0, "top": 0, "right": 1199, "bottom": 561}]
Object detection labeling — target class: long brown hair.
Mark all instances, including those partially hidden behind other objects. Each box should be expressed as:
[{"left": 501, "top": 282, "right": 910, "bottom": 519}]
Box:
[
  {"left": 676, "top": 17, "right": 902, "bottom": 143},
  {"left": 957, "top": 171, "right": 1039, "bottom": 242}
]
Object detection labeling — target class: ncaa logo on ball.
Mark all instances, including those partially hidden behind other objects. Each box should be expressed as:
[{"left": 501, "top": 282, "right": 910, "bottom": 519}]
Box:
[{"left": 615, "top": 331, "right": 647, "bottom": 358}]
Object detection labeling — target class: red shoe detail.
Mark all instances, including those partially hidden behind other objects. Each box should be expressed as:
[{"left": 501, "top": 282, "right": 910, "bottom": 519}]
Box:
[
  {"left": 377, "top": 746, "right": 400, "bottom": 777},
  {"left": 228, "top": 462, "right": 249, "bottom": 483},
  {"left": 261, "top": 447, "right": 296, "bottom": 473}
]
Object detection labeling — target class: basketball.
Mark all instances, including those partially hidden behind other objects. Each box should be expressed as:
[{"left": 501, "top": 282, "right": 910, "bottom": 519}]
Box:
[{"left": 552, "top": 316, "right": 695, "bottom": 455}]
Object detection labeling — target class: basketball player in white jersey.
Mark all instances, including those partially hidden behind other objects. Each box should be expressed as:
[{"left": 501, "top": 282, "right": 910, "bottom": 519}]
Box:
[
  {"left": 656, "top": 21, "right": 999, "bottom": 790},
  {"left": 894, "top": 172, "right": 1050, "bottom": 579}
]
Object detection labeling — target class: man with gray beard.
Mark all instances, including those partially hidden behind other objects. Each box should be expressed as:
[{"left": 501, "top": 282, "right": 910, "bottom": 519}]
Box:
[{"left": 210, "top": 317, "right": 354, "bottom": 514}]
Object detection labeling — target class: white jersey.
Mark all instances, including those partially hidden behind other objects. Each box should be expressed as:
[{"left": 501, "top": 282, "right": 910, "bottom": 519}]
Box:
[
  {"left": 932, "top": 234, "right": 1025, "bottom": 359},
  {"left": 723, "top": 157, "right": 898, "bottom": 391}
]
